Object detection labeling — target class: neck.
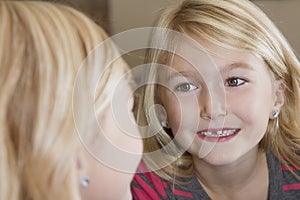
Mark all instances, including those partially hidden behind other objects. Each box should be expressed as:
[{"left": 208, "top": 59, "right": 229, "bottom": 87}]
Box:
[{"left": 193, "top": 148, "right": 269, "bottom": 199}]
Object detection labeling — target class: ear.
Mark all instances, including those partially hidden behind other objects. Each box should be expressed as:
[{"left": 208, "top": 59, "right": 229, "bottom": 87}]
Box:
[
  {"left": 155, "top": 104, "right": 168, "bottom": 126},
  {"left": 273, "top": 79, "right": 285, "bottom": 110}
]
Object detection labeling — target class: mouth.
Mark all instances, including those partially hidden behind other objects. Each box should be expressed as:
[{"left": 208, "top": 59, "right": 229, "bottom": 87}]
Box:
[{"left": 197, "top": 128, "right": 240, "bottom": 142}]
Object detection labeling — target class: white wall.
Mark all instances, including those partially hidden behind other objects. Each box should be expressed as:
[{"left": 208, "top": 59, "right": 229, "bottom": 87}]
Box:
[
  {"left": 254, "top": 0, "right": 300, "bottom": 57},
  {"left": 110, "top": 0, "right": 300, "bottom": 64},
  {"left": 109, "top": 0, "right": 182, "bottom": 34}
]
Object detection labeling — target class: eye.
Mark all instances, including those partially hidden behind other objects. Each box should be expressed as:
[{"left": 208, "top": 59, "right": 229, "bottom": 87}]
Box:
[
  {"left": 175, "top": 83, "right": 198, "bottom": 92},
  {"left": 225, "top": 77, "right": 246, "bottom": 87}
]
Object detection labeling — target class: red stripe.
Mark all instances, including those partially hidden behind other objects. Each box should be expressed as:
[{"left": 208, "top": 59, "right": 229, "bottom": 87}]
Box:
[
  {"left": 137, "top": 161, "right": 168, "bottom": 197},
  {"left": 283, "top": 183, "right": 300, "bottom": 191},
  {"left": 173, "top": 189, "right": 193, "bottom": 198},
  {"left": 138, "top": 161, "right": 149, "bottom": 172},
  {"left": 132, "top": 188, "right": 153, "bottom": 199},
  {"left": 133, "top": 174, "right": 162, "bottom": 199},
  {"left": 144, "top": 172, "right": 167, "bottom": 197},
  {"left": 281, "top": 165, "right": 297, "bottom": 171}
]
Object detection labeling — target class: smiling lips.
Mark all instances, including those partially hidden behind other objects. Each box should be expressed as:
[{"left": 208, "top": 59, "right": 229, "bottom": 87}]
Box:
[{"left": 197, "top": 128, "right": 240, "bottom": 142}]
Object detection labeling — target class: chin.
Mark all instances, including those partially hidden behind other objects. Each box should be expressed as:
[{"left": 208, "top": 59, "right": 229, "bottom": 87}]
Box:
[
  {"left": 202, "top": 152, "right": 240, "bottom": 166},
  {"left": 191, "top": 145, "right": 242, "bottom": 167}
]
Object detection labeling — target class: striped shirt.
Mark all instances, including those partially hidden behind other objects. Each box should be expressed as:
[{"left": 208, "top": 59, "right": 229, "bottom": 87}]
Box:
[{"left": 131, "top": 152, "right": 300, "bottom": 199}]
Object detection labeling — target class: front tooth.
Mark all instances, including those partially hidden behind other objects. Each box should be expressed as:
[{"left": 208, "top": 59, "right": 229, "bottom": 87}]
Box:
[{"left": 201, "top": 130, "right": 235, "bottom": 137}]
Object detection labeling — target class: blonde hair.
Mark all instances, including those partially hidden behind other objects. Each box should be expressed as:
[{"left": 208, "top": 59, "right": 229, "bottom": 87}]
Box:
[
  {"left": 0, "top": 1, "right": 128, "bottom": 199},
  {"left": 137, "top": 0, "right": 300, "bottom": 183}
]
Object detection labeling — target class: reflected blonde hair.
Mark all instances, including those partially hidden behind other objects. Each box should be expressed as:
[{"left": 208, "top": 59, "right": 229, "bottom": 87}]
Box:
[
  {"left": 137, "top": 0, "right": 300, "bottom": 183},
  {"left": 0, "top": 1, "right": 128, "bottom": 199}
]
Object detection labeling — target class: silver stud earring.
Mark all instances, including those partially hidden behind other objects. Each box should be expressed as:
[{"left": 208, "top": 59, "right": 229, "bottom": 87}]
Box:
[
  {"left": 272, "top": 109, "right": 280, "bottom": 119},
  {"left": 81, "top": 176, "right": 90, "bottom": 188},
  {"left": 161, "top": 120, "right": 168, "bottom": 128}
]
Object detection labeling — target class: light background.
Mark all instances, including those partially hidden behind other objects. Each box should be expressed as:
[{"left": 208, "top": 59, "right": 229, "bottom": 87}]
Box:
[{"left": 109, "top": 0, "right": 300, "bottom": 66}]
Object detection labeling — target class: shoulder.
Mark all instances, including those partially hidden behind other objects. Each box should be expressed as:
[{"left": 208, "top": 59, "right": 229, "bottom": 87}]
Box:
[
  {"left": 268, "top": 151, "right": 300, "bottom": 198},
  {"left": 131, "top": 161, "right": 198, "bottom": 200},
  {"left": 280, "top": 162, "right": 300, "bottom": 194},
  {"left": 130, "top": 161, "right": 170, "bottom": 200}
]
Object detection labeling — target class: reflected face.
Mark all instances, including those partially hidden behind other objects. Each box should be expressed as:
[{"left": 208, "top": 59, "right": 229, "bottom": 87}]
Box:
[
  {"left": 160, "top": 41, "right": 278, "bottom": 166},
  {"left": 80, "top": 81, "right": 142, "bottom": 200}
]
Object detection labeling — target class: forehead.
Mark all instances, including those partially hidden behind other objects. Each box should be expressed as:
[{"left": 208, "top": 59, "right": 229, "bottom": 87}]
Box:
[{"left": 168, "top": 38, "right": 266, "bottom": 74}]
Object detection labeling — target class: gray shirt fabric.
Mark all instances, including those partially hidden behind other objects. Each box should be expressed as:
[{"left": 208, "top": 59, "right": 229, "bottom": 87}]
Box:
[
  {"left": 169, "top": 152, "right": 300, "bottom": 199},
  {"left": 132, "top": 152, "right": 300, "bottom": 199}
]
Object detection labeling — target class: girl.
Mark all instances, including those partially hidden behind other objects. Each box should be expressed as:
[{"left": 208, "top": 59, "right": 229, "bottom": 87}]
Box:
[
  {"left": 0, "top": 1, "right": 142, "bottom": 200},
  {"left": 131, "top": 0, "right": 300, "bottom": 199}
]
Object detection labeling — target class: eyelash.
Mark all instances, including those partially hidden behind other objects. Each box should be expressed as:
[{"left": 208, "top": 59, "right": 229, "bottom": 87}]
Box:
[
  {"left": 173, "top": 77, "right": 246, "bottom": 93},
  {"left": 225, "top": 77, "right": 247, "bottom": 87},
  {"left": 175, "top": 83, "right": 198, "bottom": 92}
]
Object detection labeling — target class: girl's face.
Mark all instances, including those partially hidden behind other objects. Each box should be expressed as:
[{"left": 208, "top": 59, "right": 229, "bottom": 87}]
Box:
[
  {"left": 80, "top": 81, "right": 142, "bottom": 200},
  {"left": 159, "top": 40, "right": 284, "bottom": 166}
]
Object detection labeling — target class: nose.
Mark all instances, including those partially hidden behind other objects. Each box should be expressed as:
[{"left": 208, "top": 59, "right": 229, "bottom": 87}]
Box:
[{"left": 199, "top": 86, "right": 226, "bottom": 120}]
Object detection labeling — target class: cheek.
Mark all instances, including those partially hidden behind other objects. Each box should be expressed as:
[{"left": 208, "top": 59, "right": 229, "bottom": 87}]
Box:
[
  {"left": 162, "top": 91, "right": 184, "bottom": 133},
  {"left": 164, "top": 98, "right": 199, "bottom": 151},
  {"left": 164, "top": 97, "right": 200, "bottom": 135},
  {"left": 227, "top": 88, "right": 272, "bottom": 126},
  {"left": 164, "top": 97, "right": 181, "bottom": 132}
]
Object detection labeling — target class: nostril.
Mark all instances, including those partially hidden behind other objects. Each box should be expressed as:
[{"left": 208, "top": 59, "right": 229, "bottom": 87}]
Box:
[
  {"left": 200, "top": 109, "right": 212, "bottom": 120},
  {"left": 201, "top": 115, "right": 211, "bottom": 120},
  {"left": 198, "top": 89, "right": 227, "bottom": 120},
  {"left": 200, "top": 107, "right": 226, "bottom": 120}
]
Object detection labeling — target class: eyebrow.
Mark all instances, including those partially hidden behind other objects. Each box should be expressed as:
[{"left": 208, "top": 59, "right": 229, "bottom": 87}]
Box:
[
  {"left": 162, "top": 62, "right": 255, "bottom": 83},
  {"left": 165, "top": 71, "right": 198, "bottom": 82},
  {"left": 220, "top": 62, "right": 255, "bottom": 73}
]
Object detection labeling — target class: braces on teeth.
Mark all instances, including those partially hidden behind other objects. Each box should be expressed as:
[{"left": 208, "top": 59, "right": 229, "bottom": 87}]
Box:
[{"left": 200, "top": 130, "right": 235, "bottom": 137}]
